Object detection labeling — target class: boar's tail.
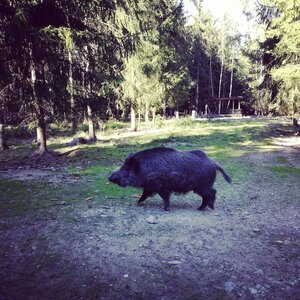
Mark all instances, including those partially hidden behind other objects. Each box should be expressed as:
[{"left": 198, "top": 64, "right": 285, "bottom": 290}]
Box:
[{"left": 216, "top": 164, "right": 232, "bottom": 184}]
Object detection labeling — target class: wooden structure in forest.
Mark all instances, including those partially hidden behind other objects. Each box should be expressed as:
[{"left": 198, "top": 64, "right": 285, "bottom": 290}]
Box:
[{"left": 204, "top": 96, "right": 243, "bottom": 116}]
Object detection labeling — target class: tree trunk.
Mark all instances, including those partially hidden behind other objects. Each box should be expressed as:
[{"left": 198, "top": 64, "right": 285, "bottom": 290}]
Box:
[
  {"left": 68, "top": 49, "right": 76, "bottom": 133},
  {"left": 0, "top": 124, "right": 9, "bottom": 150},
  {"left": 218, "top": 32, "right": 225, "bottom": 98},
  {"left": 258, "top": 58, "right": 264, "bottom": 115},
  {"left": 209, "top": 35, "right": 215, "bottom": 98},
  {"left": 138, "top": 109, "right": 141, "bottom": 129},
  {"left": 196, "top": 53, "right": 200, "bottom": 112},
  {"left": 145, "top": 100, "right": 149, "bottom": 122},
  {"left": 30, "top": 51, "right": 47, "bottom": 154},
  {"left": 152, "top": 108, "right": 156, "bottom": 126},
  {"left": 83, "top": 45, "right": 96, "bottom": 139},
  {"left": 229, "top": 55, "right": 234, "bottom": 98},
  {"left": 0, "top": 105, "right": 8, "bottom": 150},
  {"left": 218, "top": 65, "right": 224, "bottom": 99},
  {"left": 36, "top": 116, "right": 47, "bottom": 153},
  {"left": 115, "top": 100, "right": 120, "bottom": 120},
  {"left": 209, "top": 55, "right": 214, "bottom": 97},
  {"left": 87, "top": 104, "right": 96, "bottom": 140},
  {"left": 131, "top": 106, "right": 136, "bottom": 131},
  {"left": 292, "top": 89, "right": 300, "bottom": 135},
  {"left": 293, "top": 118, "right": 300, "bottom": 135}
]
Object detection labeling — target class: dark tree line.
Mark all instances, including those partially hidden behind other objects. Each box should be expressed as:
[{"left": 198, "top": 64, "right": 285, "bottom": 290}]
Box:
[
  {"left": 2, "top": 0, "right": 298, "bottom": 152},
  {"left": 1, "top": 0, "right": 138, "bottom": 152}
]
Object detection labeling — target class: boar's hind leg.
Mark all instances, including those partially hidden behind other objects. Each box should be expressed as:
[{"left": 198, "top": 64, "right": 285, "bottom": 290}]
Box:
[
  {"left": 158, "top": 191, "right": 171, "bottom": 211},
  {"left": 196, "top": 188, "right": 216, "bottom": 210},
  {"left": 137, "top": 189, "right": 154, "bottom": 204},
  {"left": 197, "top": 197, "right": 209, "bottom": 210}
]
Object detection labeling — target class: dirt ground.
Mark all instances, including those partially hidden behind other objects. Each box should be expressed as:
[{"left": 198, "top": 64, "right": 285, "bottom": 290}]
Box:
[{"left": 0, "top": 135, "right": 299, "bottom": 300}]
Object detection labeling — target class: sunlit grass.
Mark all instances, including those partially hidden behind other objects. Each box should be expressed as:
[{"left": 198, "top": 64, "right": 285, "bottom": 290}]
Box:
[
  {"left": 98, "top": 118, "right": 273, "bottom": 153},
  {"left": 0, "top": 118, "right": 289, "bottom": 163}
]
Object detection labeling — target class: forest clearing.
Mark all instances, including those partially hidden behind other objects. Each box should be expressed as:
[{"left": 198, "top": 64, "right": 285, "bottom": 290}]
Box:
[
  {"left": 1, "top": 0, "right": 300, "bottom": 299},
  {"left": 0, "top": 118, "right": 299, "bottom": 299}
]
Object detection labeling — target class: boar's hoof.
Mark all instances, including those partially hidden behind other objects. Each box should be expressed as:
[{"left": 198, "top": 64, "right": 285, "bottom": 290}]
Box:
[
  {"left": 208, "top": 203, "right": 215, "bottom": 210},
  {"left": 197, "top": 205, "right": 206, "bottom": 211}
]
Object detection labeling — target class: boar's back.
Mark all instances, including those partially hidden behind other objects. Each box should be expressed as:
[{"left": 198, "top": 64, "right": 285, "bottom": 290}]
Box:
[{"left": 130, "top": 147, "right": 216, "bottom": 193}]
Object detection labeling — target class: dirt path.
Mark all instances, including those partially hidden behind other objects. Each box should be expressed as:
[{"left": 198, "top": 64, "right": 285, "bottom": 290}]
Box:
[{"left": 0, "top": 139, "right": 299, "bottom": 299}]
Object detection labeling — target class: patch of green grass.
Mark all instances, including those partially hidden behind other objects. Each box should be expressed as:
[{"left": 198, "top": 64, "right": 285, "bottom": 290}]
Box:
[
  {"left": 223, "top": 161, "right": 249, "bottom": 181},
  {"left": 104, "top": 121, "right": 128, "bottom": 131},
  {"left": 67, "top": 165, "right": 139, "bottom": 198},
  {"left": 96, "top": 180, "right": 139, "bottom": 198},
  {"left": 268, "top": 166, "right": 300, "bottom": 179},
  {"left": 0, "top": 179, "right": 66, "bottom": 216}
]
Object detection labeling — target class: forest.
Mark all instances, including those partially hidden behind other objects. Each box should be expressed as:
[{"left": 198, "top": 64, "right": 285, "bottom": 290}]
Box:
[{"left": 0, "top": 0, "right": 299, "bottom": 154}]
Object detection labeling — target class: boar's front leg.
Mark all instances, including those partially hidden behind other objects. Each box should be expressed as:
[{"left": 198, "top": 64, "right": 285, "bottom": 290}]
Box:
[
  {"left": 137, "top": 189, "right": 154, "bottom": 205},
  {"left": 158, "top": 191, "right": 171, "bottom": 211}
]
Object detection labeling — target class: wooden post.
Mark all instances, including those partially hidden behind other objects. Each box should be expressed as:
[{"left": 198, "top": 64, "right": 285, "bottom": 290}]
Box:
[{"left": 218, "top": 101, "right": 221, "bottom": 115}]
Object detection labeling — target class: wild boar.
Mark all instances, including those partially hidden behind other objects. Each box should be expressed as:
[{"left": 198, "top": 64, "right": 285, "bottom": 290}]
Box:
[{"left": 108, "top": 147, "right": 231, "bottom": 211}]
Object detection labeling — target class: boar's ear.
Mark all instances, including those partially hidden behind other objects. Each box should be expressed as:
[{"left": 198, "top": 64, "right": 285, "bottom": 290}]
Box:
[
  {"left": 127, "top": 153, "right": 134, "bottom": 159},
  {"left": 127, "top": 156, "right": 140, "bottom": 173}
]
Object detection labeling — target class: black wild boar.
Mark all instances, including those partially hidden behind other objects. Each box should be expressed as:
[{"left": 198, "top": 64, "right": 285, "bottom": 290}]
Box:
[{"left": 108, "top": 147, "right": 231, "bottom": 211}]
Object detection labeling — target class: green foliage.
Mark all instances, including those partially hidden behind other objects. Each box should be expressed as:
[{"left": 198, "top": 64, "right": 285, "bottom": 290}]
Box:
[
  {"left": 121, "top": 42, "right": 165, "bottom": 112},
  {"left": 0, "top": 0, "right": 270, "bottom": 150},
  {"left": 255, "top": 0, "right": 300, "bottom": 119},
  {"left": 120, "top": 1, "right": 191, "bottom": 116},
  {"left": 104, "top": 121, "right": 128, "bottom": 131}
]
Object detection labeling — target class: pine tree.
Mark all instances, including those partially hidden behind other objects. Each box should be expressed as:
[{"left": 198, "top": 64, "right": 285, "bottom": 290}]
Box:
[{"left": 257, "top": 0, "right": 300, "bottom": 132}]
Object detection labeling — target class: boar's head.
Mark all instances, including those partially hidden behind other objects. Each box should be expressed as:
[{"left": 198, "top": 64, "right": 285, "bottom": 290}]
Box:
[{"left": 108, "top": 154, "right": 141, "bottom": 188}]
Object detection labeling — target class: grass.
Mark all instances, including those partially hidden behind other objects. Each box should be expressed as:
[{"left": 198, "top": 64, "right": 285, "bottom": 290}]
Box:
[
  {"left": 268, "top": 166, "right": 300, "bottom": 179},
  {"left": 0, "top": 179, "right": 65, "bottom": 216},
  {"left": 68, "top": 165, "right": 139, "bottom": 198},
  {"left": 0, "top": 117, "right": 298, "bottom": 216}
]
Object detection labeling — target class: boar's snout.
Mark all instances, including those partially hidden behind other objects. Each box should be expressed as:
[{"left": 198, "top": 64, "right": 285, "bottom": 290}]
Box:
[
  {"left": 108, "top": 171, "right": 119, "bottom": 184},
  {"left": 108, "top": 170, "right": 128, "bottom": 187}
]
